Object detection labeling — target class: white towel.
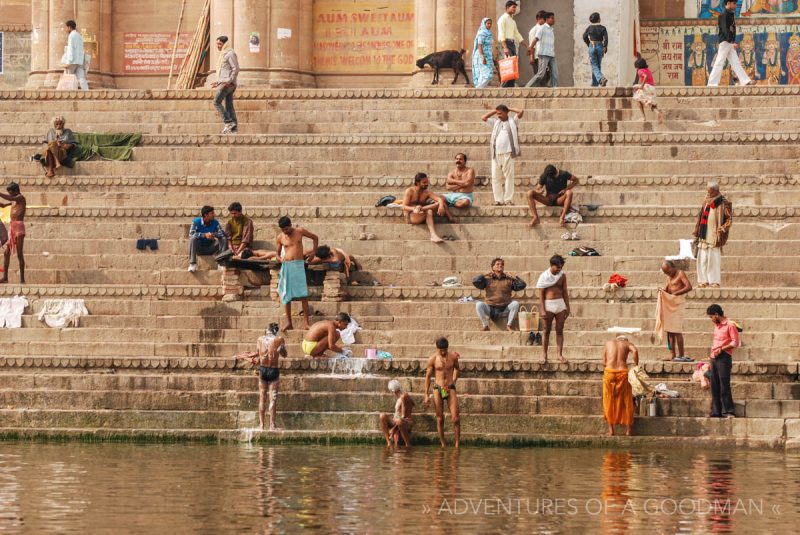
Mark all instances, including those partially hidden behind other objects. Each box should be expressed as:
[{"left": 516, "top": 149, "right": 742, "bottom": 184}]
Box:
[
  {"left": 0, "top": 296, "right": 28, "bottom": 328},
  {"left": 536, "top": 269, "right": 563, "bottom": 289},
  {"left": 37, "top": 299, "right": 89, "bottom": 328},
  {"left": 337, "top": 316, "right": 361, "bottom": 345},
  {"left": 665, "top": 239, "right": 696, "bottom": 261}
]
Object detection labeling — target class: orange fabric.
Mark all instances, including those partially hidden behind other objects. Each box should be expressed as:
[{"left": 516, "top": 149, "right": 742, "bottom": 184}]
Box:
[
  {"left": 603, "top": 369, "right": 634, "bottom": 426},
  {"left": 8, "top": 221, "right": 25, "bottom": 253}
]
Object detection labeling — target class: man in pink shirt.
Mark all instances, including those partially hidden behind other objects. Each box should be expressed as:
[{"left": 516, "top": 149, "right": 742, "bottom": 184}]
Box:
[{"left": 707, "top": 304, "right": 740, "bottom": 418}]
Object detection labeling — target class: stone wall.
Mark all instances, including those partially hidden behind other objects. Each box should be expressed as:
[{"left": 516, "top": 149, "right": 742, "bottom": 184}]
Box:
[
  {"left": 0, "top": 28, "right": 31, "bottom": 90},
  {"left": 572, "top": 0, "right": 638, "bottom": 87}
]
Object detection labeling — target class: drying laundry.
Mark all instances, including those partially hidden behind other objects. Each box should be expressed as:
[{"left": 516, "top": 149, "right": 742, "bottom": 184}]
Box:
[
  {"left": 37, "top": 299, "right": 89, "bottom": 328},
  {"left": 0, "top": 296, "right": 28, "bottom": 328}
]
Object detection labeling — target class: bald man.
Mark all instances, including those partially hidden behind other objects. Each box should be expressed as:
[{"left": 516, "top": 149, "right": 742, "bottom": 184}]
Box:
[{"left": 602, "top": 336, "right": 638, "bottom": 436}]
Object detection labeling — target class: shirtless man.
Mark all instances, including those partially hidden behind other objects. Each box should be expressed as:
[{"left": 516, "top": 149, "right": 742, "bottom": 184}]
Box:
[
  {"left": 307, "top": 245, "right": 361, "bottom": 278},
  {"left": 660, "top": 260, "right": 693, "bottom": 362},
  {"left": 301, "top": 312, "right": 351, "bottom": 358},
  {"left": 442, "top": 153, "right": 476, "bottom": 209},
  {"left": 0, "top": 183, "right": 26, "bottom": 284},
  {"left": 424, "top": 337, "right": 461, "bottom": 448},
  {"left": 380, "top": 379, "right": 415, "bottom": 447},
  {"left": 536, "top": 255, "right": 570, "bottom": 363},
  {"left": 275, "top": 216, "right": 318, "bottom": 331},
  {"left": 402, "top": 172, "right": 451, "bottom": 243},
  {"left": 527, "top": 165, "right": 579, "bottom": 228},
  {"left": 233, "top": 323, "right": 287, "bottom": 430},
  {"left": 602, "top": 336, "right": 639, "bottom": 436}
]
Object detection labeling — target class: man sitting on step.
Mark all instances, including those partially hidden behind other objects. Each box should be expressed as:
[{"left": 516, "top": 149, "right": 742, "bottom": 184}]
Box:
[
  {"left": 401, "top": 172, "right": 452, "bottom": 243},
  {"left": 442, "top": 153, "right": 476, "bottom": 209},
  {"left": 224, "top": 202, "right": 254, "bottom": 258},
  {"left": 302, "top": 312, "right": 351, "bottom": 357},
  {"left": 473, "top": 257, "right": 524, "bottom": 332},
  {"left": 233, "top": 322, "right": 287, "bottom": 431},
  {"left": 527, "top": 164, "right": 579, "bottom": 228},
  {"left": 188, "top": 205, "right": 228, "bottom": 273},
  {"left": 380, "top": 379, "right": 415, "bottom": 447},
  {"left": 602, "top": 335, "right": 639, "bottom": 436}
]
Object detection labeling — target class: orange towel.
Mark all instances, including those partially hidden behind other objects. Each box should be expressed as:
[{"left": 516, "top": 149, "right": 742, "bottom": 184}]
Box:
[
  {"left": 654, "top": 290, "right": 685, "bottom": 343},
  {"left": 603, "top": 368, "right": 634, "bottom": 426}
]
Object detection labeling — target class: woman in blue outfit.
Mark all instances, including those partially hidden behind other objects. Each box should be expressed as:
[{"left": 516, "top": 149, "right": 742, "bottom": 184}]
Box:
[{"left": 472, "top": 18, "right": 495, "bottom": 89}]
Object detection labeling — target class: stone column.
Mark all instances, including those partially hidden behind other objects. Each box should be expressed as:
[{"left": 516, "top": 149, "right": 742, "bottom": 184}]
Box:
[
  {"left": 266, "top": 0, "right": 315, "bottom": 87},
  {"left": 232, "top": 0, "right": 271, "bottom": 85},
  {"left": 209, "top": 0, "right": 234, "bottom": 84},
  {"left": 43, "top": 0, "right": 74, "bottom": 87},
  {"left": 27, "top": 0, "right": 50, "bottom": 87},
  {"left": 411, "top": 0, "right": 468, "bottom": 86},
  {"left": 75, "top": 0, "right": 114, "bottom": 88}
]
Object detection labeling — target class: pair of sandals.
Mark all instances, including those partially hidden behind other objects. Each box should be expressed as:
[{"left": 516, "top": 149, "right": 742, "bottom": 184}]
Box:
[
  {"left": 526, "top": 332, "right": 543, "bottom": 346},
  {"left": 441, "top": 235, "right": 457, "bottom": 241},
  {"left": 670, "top": 356, "right": 694, "bottom": 362},
  {"left": 358, "top": 233, "right": 376, "bottom": 240}
]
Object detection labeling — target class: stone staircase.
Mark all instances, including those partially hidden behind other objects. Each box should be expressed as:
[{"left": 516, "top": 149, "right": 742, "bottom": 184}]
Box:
[{"left": 1, "top": 86, "right": 799, "bottom": 447}]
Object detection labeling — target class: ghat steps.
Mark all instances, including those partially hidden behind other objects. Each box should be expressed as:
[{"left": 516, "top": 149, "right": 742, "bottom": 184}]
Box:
[{"left": 0, "top": 87, "right": 799, "bottom": 446}]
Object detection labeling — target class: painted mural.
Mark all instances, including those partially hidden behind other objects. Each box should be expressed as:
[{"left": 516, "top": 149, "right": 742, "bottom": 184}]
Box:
[{"left": 698, "top": 0, "right": 800, "bottom": 18}]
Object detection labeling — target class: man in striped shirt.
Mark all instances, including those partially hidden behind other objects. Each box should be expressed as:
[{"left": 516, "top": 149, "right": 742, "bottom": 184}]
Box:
[
  {"left": 497, "top": 1, "right": 528, "bottom": 87},
  {"left": 526, "top": 12, "right": 558, "bottom": 87}
]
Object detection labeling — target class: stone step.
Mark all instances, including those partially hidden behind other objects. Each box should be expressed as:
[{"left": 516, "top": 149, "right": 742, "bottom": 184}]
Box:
[{"left": 0, "top": 408, "right": 242, "bottom": 430}]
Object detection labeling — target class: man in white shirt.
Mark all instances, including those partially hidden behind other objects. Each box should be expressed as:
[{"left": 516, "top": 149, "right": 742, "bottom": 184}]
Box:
[
  {"left": 61, "top": 20, "right": 89, "bottom": 90},
  {"left": 482, "top": 105, "right": 524, "bottom": 205},
  {"left": 526, "top": 12, "right": 558, "bottom": 88},
  {"left": 497, "top": 1, "right": 528, "bottom": 88},
  {"left": 527, "top": 11, "right": 548, "bottom": 83}
]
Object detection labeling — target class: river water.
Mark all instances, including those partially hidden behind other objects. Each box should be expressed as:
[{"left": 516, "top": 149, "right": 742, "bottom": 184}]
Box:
[{"left": 0, "top": 442, "right": 798, "bottom": 534}]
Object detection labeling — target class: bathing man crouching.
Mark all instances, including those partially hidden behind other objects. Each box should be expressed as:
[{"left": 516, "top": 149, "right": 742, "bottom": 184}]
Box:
[{"left": 380, "top": 379, "right": 415, "bottom": 447}]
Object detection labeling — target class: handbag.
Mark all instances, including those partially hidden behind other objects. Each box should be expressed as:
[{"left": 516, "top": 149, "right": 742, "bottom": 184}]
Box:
[
  {"left": 57, "top": 72, "right": 79, "bottom": 90},
  {"left": 499, "top": 56, "right": 519, "bottom": 83},
  {"left": 518, "top": 306, "right": 539, "bottom": 331}
]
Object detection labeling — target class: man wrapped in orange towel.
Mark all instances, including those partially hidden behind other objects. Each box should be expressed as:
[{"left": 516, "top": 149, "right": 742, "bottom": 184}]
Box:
[{"left": 602, "top": 335, "right": 638, "bottom": 436}]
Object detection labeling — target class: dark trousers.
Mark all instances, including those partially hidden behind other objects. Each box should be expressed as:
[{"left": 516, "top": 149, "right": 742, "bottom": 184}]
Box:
[
  {"left": 710, "top": 352, "right": 735, "bottom": 416},
  {"left": 502, "top": 40, "right": 517, "bottom": 88}
]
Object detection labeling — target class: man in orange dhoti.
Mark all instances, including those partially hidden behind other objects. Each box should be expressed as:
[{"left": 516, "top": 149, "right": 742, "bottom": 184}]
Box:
[{"left": 602, "top": 336, "right": 638, "bottom": 436}]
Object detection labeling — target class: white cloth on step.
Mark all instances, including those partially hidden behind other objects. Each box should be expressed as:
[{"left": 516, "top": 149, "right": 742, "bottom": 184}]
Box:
[
  {"left": 0, "top": 296, "right": 28, "bottom": 328},
  {"left": 665, "top": 239, "right": 696, "bottom": 261},
  {"left": 37, "top": 299, "right": 89, "bottom": 328},
  {"left": 337, "top": 317, "right": 361, "bottom": 345}
]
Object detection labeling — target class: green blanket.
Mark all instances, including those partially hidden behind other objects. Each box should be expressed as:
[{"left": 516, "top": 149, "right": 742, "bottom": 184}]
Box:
[{"left": 71, "top": 133, "right": 142, "bottom": 161}]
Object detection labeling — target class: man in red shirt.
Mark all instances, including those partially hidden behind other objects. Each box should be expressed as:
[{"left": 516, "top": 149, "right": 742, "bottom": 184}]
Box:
[{"left": 707, "top": 304, "right": 740, "bottom": 418}]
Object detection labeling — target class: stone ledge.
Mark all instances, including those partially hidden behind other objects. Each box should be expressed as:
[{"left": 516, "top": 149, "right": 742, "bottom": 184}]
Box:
[
  {"left": 0, "top": 284, "right": 223, "bottom": 298},
  {"left": 6, "top": 131, "right": 800, "bottom": 146},
  {"left": 25, "top": 205, "right": 798, "bottom": 219},
  {"left": 2, "top": 86, "right": 800, "bottom": 101}
]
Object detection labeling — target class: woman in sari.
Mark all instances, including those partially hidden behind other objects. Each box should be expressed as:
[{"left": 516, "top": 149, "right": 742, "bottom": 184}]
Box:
[
  {"left": 472, "top": 18, "right": 495, "bottom": 89},
  {"left": 37, "top": 116, "right": 76, "bottom": 177}
]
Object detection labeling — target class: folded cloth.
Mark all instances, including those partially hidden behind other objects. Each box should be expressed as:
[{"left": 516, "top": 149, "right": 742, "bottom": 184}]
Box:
[
  {"left": 536, "top": 269, "right": 563, "bottom": 289},
  {"left": 665, "top": 239, "right": 697, "bottom": 261},
  {"left": 442, "top": 192, "right": 474, "bottom": 207},
  {"left": 654, "top": 291, "right": 685, "bottom": 343},
  {"left": 655, "top": 383, "right": 680, "bottom": 398},
  {"left": 338, "top": 316, "right": 361, "bottom": 345},
  {"left": 608, "top": 326, "right": 641, "bottom": 334},
  {"left": 603, "top": 369, "right": 634, "bottom": 426},
  {"left": 71, "top": 133, "right": 142, "bottom": 161},
  {"left": 277, "top": 259, "right": 309, "bottom": 305},
  {"left": 628, "top": 365, "right": 655, "bottom": 397},
  {"left": 0, "top": 296, "right": 28, "bottom": 328},
  {"left": 37, "top": 299, "right": 88, "bottom": 328}
]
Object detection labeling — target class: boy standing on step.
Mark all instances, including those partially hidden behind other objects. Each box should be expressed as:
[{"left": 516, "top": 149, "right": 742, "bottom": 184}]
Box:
[
  {"left": 0, "top": 183, "right": 27, "bottom": 284},
  {"left": 424, "top": 338, "right": 461, "bottom": 448},
  {"left": 234, "top": 323, "right": 287, "bottom": 431}
]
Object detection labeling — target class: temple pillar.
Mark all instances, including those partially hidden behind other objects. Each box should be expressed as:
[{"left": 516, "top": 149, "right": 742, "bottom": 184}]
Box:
[
  {"left": 209, "top": 0, "right": 234, "bottom": 84},
  {"left": 232, "top": 0, "right": 271, "bottom": 85},
  {"left": 265, "top": 0, "right": 315, "bottom": 87},
  {"left": 75, "top": 0, "right": 114, "bottom": 88},
  {"left": 411, "top": 0, "right": 470, "bottom": 86},
  {"left": 27, "top": 0, "right": 50, "bottom": 87}
]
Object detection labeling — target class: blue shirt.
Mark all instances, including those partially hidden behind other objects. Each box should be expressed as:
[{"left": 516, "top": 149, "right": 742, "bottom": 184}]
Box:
[
  {"left": 537, "top": 24, "right": 555, "bottom": 57},
  {"left": 189, "top": 217, "right": 224, "bottom": 243}
]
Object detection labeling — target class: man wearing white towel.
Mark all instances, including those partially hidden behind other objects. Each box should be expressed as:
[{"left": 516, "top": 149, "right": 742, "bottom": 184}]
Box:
[{"left": 536, "top": 255, "right": 570, "bottom": 364}]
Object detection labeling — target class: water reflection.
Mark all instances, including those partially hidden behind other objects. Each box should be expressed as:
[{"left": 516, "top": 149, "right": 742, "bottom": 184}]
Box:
[{"left": 0, "top": 443, "right": 797, "bottom": 534}]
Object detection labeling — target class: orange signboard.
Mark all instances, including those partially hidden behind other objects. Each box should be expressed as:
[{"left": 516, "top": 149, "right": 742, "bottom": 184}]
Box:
[
  {"left": 313, "top": 0, "right": 416, "bottom": 74},
  {"left": 123, "top": 33, "right": 192, "bottom": 74}
]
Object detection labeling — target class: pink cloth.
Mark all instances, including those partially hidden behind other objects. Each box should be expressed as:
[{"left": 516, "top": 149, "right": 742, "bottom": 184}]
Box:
[
  {"left": 637, "top": 68, "right": 654, "bottom": 86},
  {"left": 711, "top": 319, "right": 740, "bottom": 358}
]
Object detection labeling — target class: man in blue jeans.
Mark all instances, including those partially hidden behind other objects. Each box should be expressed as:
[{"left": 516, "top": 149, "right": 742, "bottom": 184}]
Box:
[
  {"left": 211, "top": 36, "right": 240, "bottom": 134},
  {"left": 583, "top": 12, "right": 608, "bottom": 87},
  {"left": 526, "top": 12, "right": 558, "bottom": 87},
  {"left": 497, "top": 1, "right": 528, "bottom": 88}
]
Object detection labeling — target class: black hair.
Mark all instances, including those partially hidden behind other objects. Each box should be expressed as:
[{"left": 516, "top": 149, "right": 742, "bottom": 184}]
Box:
[
  {"left": 267, "top": 323, "right": 279, "bottom": 336},
  {"left": 536, "top": 10, "right": 546, "bottom": 20},
  {"left": 217, "top": 35, "right": 229, "bottom": 44},
  {"left": 663, "top": 260, "right": 676, "bottom": 269},
  {"left": 707, "top": 304, "right": 724, "bottom": 316},
  {"left": 635, "top": 57, "right": 648, "bottom": 70},
  {"left": 491, "top": 257, "right": 504, "bottom": 267},
  {"left": 436, "top": 337, "right": 449, "bottom": 350},
  {"left": 200, "top": 205, "right": 214, "bottom": 217},
  {"left": 414, "top": 172, "right": 428, "bottom": 185},
  {"left": 316, "top": 245, "right": 332, "bottom": 259},
  {"left": 550, "top": 254, "right": 565, "bottom": 268},
  {"left": 278, "top": 216, "right": 292, "bottom": 228},
  {"left": 724, "top": 0, "right": 737, "bottom": 4},
  {"left": 545, "top": 12, "right": 555, "bottom": 19},
  {"left": 228, "top": 202, "right": 242, "bottom": 213},
  {"left": 456, "top": 152, "right": 468, "bottom": 163},
  {"left": 590, "top": 13, "right": 601, "bottom": 23},
  {"left": 66, "top": 20, "right": 77, "bottom": 30},
  {"left": 496, "top": 104, "right": 509, "bottom": 113},
  {"left": 505, "top": 1, "right": 518, "bottom": 10},
  {"left": 6, "top": 182, "right": 20, "bottom": 194},
  {"left": 335, "top": 312, "right": 351, "bottom": 324},
  {"left": 540, "top": 164, "right": 558, "bottom": 181}
]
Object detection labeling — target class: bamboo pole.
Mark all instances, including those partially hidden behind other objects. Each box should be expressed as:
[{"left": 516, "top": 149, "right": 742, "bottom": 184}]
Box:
[
  {"left": 175, "top": 0, "right": 210, "bottom": 89},
  {"left": 167, "top": 0, "right": 188, "bottom": 89}
]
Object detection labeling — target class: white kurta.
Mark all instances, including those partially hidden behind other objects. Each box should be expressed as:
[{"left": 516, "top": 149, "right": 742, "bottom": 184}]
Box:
[{"left": 60, "top": 30, "right": 86, "bottom": 66}]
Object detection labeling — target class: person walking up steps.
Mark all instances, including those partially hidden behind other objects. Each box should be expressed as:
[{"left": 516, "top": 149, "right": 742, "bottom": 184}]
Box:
[
  {"left": 497, "top": 1, "right": 527, "bottom": 88},
  {"left": 583, "top": 12, "right": 608, "bottom": 87},
  {"left": 708, "top": 0, "right": 752, "bottom": 87},
  {"left": 212, "top": 36, "right": 240, "bottom": 134}
]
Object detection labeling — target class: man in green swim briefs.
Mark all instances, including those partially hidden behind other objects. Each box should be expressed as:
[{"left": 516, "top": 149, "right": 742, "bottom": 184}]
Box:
[
  {"left": 442, "top": 152, "right": 476, "bottom": 209},
  {"left": 424, "top": 337, "right": 461, "bottom": 448}
]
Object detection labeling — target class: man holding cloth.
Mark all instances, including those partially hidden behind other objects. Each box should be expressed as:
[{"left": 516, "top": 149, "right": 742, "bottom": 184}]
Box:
[{"left": 497, "top": 1, "right": 528, "bottom": 88}]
